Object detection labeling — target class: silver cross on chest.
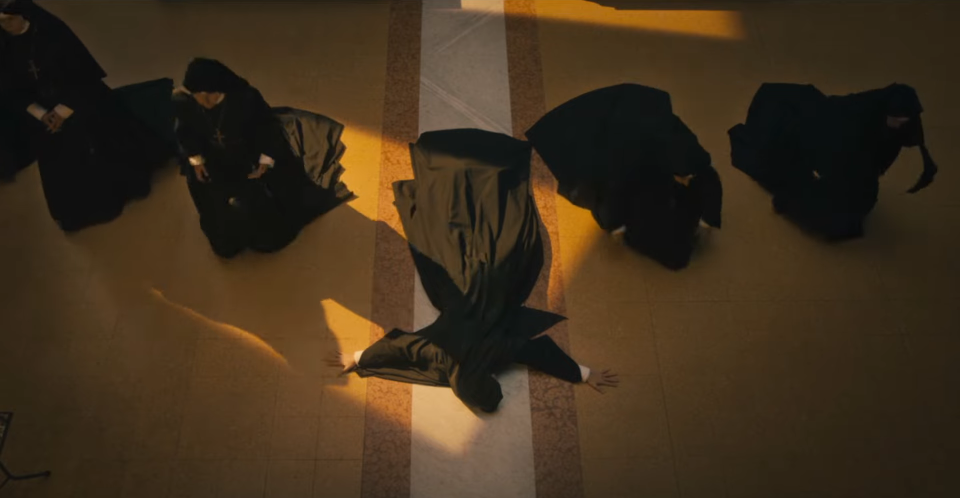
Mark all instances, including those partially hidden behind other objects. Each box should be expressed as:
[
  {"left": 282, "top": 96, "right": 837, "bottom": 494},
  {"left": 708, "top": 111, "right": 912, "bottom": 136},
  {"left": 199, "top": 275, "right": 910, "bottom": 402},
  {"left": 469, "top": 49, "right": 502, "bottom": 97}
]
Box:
[
  {"left": 213, "top": 128, "right": 226, "bottom": 147},
  {"left": 27, "top": 60, "right": 40, "bottom": 80}
]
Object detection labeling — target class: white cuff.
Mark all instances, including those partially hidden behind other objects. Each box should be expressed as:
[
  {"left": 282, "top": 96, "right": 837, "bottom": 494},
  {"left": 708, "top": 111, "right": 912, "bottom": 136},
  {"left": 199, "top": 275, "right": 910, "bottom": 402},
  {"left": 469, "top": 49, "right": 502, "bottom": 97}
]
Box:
[
  {"left": 578, "top": 365, "right": 591, "bottom": 382},
  {"left": 188, "top": 155, "right": 205, "bottom": 167},
  {"left": 27, "top": 103, "right": 47, "bottom": 121},
  {"left": 611, "top": 226, "right": 627, "bottom": 236},
  {"left": 258, "top": 154, "right": 275, "bottom": 168},
  {"left": 353, "top": 350, "right": 365, "bottom": 366},
  {"left": 53, "top": 104, "right": 74, "bottom": 119}
]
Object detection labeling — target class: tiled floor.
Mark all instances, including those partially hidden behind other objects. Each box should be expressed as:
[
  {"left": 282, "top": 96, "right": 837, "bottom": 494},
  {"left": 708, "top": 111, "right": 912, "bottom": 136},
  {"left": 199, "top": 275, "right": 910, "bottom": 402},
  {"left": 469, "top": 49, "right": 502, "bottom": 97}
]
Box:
[
  {"left": 542, "top": 1, "right": 960, "bottom": 497},
  {"left": 0, "top": 2, "right": 388, "bottom": 497},
  {"left": 0, "top": 1, "right": 958, "bottom": 497}
]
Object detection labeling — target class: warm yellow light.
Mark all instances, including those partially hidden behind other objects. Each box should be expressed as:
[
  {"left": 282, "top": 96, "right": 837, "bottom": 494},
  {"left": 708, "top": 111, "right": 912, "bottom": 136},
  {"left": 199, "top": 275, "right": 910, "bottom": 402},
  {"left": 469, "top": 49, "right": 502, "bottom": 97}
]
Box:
[
  {"left": 332, "top": 123, "right": 389, "bottom": 221},
  {"left": 149, "top": 288, "right": 291, "bottom": 369},
  {"left": 501, "top": 1, "right": 747, "bottom": 40},
  {"left": 554, "top": 196, "right": 606, "bottom": 278},
  {"left": 320, "top": 298, "right": 374, "bottom": 342}
]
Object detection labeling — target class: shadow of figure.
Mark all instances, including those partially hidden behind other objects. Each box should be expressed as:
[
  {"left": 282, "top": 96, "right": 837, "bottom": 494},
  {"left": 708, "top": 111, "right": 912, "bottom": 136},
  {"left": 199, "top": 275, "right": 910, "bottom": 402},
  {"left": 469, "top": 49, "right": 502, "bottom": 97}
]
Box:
[{"left": 71, "top": 192, "right": 406, "bottom": 374}]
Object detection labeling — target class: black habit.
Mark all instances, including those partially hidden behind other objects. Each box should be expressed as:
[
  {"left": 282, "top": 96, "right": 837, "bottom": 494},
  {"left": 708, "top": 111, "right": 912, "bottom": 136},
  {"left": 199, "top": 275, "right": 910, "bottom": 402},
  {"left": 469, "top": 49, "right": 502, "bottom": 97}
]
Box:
[
  {"left": 729, "top": 83, "right": 938, "bottom": 240},
  {"left": 353, "top": 129, "right": 582, "bottom": 413},
  {"left": 0, "top": 103, "right": 32, "bottom": 181},
  {"left": 525, "top": 83, "right": 723, "bottom": 270},
  {"left": 0, "top": 0, "right": 172, "bottom": 230},
  {"left": 174, "top": 58, "right": 352, "bottom": 258}
]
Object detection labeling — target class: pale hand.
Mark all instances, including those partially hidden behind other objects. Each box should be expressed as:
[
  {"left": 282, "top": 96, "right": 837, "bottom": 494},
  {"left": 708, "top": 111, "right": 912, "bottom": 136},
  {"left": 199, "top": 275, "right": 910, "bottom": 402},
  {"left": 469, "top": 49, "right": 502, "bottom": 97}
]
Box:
[
  {"left": 325, "top": 351, "right": 358, "bottom": 376},
  {"left": 674, "top": 174, "right": 695, "bottom": 187},
  {"left": 585, "top": 368, "right": 620, "bottom": 394},
  {"left": 42, "top": 111, "right": 64, "bottom": 133},
  {"left": 248, "top": 163, "right": 269, "bottom": 180},
  {"left": 193, "top": 163, "right": 210, "bottom": 183}
]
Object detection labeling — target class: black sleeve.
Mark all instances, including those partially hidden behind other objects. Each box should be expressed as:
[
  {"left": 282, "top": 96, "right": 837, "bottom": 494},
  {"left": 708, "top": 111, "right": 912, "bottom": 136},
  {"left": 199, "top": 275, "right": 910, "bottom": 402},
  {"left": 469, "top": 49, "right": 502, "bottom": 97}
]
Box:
[
  {"left": 514, "top": 335, "right": 583, "bottom": 383},
  {"left": 0, "top": 57, "right": 31, "bottom": 116},
  {"left": 0, "top": 88, "right": 33, "bottom": 118},
  {"left": 696, "top": 166, "right": 723, "bottom": 229},
  {"left": 173, "top": 96, "right": 207, "bottom": 160},
  {"left": 246, "top": 88, "right": 289, "bottom": 162},
  {"left": 354, "top": 329, "right": 453, "bottom": 387},
  {"left": 906, "top": 117, "right": 937, "bottom": 193},
  {"left": 594, "top": 115, "right": 646, "bottom": 231},
  {"left": 596, "top": 111, "right": 676, "bottom": 231},
  {"left": 48, "top": 24, "right": 107, "bottom": 113}
]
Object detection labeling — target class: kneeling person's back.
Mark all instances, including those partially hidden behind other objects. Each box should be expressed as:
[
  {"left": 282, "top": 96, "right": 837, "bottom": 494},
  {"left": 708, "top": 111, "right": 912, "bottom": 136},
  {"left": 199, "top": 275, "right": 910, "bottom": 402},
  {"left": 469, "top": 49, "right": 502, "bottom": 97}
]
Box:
[
  {"left": 729, "top": 82, "right": 938, "bottom": 241},
  {"left": 526, "top": 83, "right": 722, "bottom": 270}
]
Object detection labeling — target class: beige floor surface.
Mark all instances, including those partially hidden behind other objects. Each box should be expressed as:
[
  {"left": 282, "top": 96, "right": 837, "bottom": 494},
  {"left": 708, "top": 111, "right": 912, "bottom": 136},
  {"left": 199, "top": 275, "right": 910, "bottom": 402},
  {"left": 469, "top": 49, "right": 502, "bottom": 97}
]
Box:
[
  {"left": 1, "top": 1, "right": 959, "bottom": 498},
  {"left": 0, "top": 2, "right": 390, "bottom": 497},
  {"left": 536, "top": 1, "right": 960, "bottom": 497}
]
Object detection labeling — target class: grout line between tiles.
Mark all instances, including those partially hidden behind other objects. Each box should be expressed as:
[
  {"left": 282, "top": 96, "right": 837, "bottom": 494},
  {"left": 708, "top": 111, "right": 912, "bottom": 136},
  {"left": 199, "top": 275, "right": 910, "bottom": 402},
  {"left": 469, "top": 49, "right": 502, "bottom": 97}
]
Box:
[{"left": 647, "top": 304, "right": 686, "bottom": 497}]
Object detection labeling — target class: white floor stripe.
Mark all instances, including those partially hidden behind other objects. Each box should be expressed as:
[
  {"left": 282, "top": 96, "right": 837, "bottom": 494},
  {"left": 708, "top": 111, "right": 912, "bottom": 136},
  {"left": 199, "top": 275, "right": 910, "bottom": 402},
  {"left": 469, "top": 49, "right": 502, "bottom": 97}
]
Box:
[{"left": 410, "top": 1, "right": 538, "bottom": 497}]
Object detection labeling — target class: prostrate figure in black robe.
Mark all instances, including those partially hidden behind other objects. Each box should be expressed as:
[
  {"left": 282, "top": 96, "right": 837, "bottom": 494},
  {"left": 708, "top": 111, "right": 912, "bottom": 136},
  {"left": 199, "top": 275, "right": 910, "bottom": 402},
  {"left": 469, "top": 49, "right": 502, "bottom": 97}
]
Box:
[
  {"left": 0, "top": 0, "right": 172, "bottom": 229},
  {"left": 174, "top": 58, "right": 353, "bottom": 258},
  {"left": 327, "top": 129, "right": 618, "bottom": 413},
  {"left": 525, "top": 84, "right": 723, "bottom": 270},
  {"left": 729, "top": 83, "right": 939, "bottom": 241}
]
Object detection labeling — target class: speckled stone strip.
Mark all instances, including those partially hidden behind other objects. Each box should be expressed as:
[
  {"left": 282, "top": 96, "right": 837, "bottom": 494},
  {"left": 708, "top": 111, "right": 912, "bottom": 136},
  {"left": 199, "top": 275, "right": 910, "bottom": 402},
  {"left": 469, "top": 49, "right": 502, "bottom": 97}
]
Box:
[
  {"left": 505, "top": 1, "right": 585, "bottom": 497},
  {"left": 361, "top": 1, "right": 421, "bottom": 497}
]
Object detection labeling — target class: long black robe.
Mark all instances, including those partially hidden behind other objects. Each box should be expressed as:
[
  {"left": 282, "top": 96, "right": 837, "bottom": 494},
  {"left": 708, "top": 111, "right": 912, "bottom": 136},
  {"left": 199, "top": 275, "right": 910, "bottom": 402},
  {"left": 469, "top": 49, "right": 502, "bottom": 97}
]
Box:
[
  {"left": 0, "top": 2, "right": 172, "bottom": 230},
  {"left": 174, "top": 88, "right": 352, "bottom": 258},
  {"left": 525, "top": 83, "right": 723, "bottom": 270},
  {"left": 0, "top": 104, "right": 33, "bottom": 181},
  {"left": 729, "top": 83, "right": 938, "bottom": 240},
  {"left": 1, "top": 77, "right": 176, "bottom": 183},
  {"left": 354, "top": 129, "right": 579, "bottom": 413}
]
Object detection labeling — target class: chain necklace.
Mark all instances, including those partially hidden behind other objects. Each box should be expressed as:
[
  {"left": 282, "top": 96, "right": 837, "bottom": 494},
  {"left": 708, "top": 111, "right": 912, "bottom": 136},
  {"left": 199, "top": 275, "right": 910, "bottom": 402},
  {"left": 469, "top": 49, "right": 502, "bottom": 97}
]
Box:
[
  {"left": 201, "top": 96, "right": 228, "bottom": 148},
  {"left": 25, "top": 21, "right": 39, "bottom": 81}
]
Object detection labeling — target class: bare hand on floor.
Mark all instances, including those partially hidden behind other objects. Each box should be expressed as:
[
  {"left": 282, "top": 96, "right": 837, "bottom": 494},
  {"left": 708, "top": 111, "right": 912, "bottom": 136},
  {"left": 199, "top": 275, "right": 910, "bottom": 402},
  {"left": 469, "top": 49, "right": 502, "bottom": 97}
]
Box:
[
  {"left": 586, "top": 369, "right": 619, "bottom": 394},
  {"left": 325, "top": 351, "right": 358, "bottom": 376}
]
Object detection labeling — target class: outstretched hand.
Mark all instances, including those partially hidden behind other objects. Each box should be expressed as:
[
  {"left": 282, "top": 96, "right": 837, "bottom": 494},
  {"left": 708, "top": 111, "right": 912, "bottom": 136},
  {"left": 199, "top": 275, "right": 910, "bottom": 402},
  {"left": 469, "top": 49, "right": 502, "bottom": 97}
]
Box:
[
  {"left": 585, "top": 369, "right": 619, "bottom": 394},
  {"left": 325, "top": 351, "right": 358, "bottom": 376}
]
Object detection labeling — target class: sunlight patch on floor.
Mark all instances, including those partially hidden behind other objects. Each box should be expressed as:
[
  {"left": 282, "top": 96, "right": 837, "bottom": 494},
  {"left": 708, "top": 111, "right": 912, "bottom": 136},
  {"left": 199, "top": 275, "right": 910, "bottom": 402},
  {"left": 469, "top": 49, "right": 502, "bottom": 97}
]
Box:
[
  {"left": 555, "top": 196, "right": 606, "bottom": 279},
  {"left": 534, "top": 1, "right": 746, "bottom": 40},
  {"left": 456, "top": 0, "right": 747, "bottom": 40}
]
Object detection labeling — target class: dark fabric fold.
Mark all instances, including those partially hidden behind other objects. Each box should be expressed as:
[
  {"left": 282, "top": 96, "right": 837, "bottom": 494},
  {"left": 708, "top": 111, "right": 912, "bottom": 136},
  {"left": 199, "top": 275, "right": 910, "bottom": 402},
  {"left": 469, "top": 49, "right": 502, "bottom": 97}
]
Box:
[
  {"left": 173, "top": 65, "right": 351, "bottom": 256},
  {"left": 355, "top": 128, "right": 575, "bottom": 412},
  {"left": 730, "top": 82, "right": 938, "bottom": 240},
  {"left": 526, "top": 83, "right": 721, "bottom": 269},
  {"left": 0, "top": 0, "right": 172, "bottom": 229}
]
